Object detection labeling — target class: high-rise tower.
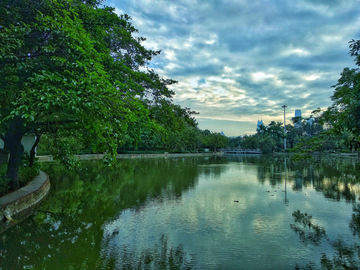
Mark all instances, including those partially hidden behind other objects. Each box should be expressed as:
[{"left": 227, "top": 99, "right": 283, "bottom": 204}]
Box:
[{"left": 294, "top": 110, "right": 302, "bottom": 128}]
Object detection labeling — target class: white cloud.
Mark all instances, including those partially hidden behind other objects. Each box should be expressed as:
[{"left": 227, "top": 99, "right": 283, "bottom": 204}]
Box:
[
  {"left": 106, "top": 0, "right": 360, "bottom": 136},
  {"left": 164, "top": 49, "right": 177, "bottom": 61},
  {"left": 207, "top": 76, "right": 236, "bottom": 84},
  {"left": 283, "top": 48, "right": 311, "bottom": 57},
  {"left": 304, "top": 75, "right": 320, "bottom": 81},
  {"left": 251, "top": 72, "right": 274, "bottom": 81},
  {"left": 164, "top": 63, "right": 180, "bottom": 70},
  {"left": 223, "top": 66, "right": 233, "bottom": 73}
]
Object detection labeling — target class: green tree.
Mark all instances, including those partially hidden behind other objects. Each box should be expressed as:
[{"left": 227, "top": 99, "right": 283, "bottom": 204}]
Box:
[
  {"left": 266, "top": 121, "right": 285, "bottom": 149},
  {"left": 285, "top": 124, "right": 299, "bottom": 149},
  {"left": 208, "top": 132, "right": 229, "bottom": 151},
  {"left": 199, "top": 130, "right": 228, "bottom": 152},
  {"left": 0, "top": 0, "right": 176, "bottom": 189},
  {"left": 153, "top": 102, "right": 199, "bottom": 151},
  {"left": 291, "top": 38, "right": 360, "bottom": 154},
  {"left": 227, "top": 136, "right": 243, "bottom": 149},
  {"left": 319, "top": 39, "right": 360, "bottom": 152},
  {"left": 324, "top": 68, "right": 360, "bottom": 132},
  {"left": 238, "top": 121, "right": 284, "bottom": 153}
]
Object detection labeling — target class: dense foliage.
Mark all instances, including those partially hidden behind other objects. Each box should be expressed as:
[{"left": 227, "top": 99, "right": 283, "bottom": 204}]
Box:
[
  {"left": 0, "top": 0, "right": 229, "bottom": 192},
  {"left": 0, "top": 153, "right": 40, "bottom": 196},
  {"left": 0, "top": 0, "right": 154, "bottom": 188},
  {"left": 228, "top": 118, "right": 323, "bottom": 154},
  {"left": 290, "top": 39, "right": 360, "bottom": 154}
]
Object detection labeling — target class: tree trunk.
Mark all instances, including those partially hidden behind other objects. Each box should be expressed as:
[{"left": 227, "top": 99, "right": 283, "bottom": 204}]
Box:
[
  {"left": 4, "top": 117, "right": 25, "bottom": 190},
  {"left": 29, "top": 134, "right": 41, "bottom": 168}
]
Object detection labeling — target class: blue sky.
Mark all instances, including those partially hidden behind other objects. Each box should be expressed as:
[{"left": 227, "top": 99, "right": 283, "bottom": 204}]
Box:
[{"left": 106, "top": 0, "right": 360, "bottom": 136}]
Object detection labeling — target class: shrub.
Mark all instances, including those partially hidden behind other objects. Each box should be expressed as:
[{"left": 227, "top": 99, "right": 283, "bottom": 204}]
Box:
[
  {"left": 0, "top": 164, "right": 10, "bottom": 196},
  {"left": 0, "top": 153, "right": 41, "bottom": 196}
]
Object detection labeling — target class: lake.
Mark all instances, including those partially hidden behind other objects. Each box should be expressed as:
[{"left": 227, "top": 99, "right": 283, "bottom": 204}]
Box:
[{"left": 1, "top": 155, "right": 360, "bottom": 269}]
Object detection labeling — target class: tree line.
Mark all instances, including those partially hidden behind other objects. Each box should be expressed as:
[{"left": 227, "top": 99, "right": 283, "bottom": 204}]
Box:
[
  {"left": 228, "top": 39, "right": 360, "bottom": 154},
  {"left": 227, "top": 115, "right": 324, "bottom": 154},
  {"left": 0, "top": 0, "right": 228, "bottom": 191}
]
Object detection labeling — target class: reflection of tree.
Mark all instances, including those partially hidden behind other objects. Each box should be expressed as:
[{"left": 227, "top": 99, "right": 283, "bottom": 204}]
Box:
[
  {"left": 290, "top": 210, "right": 326, "bottom": 246},
  {"left": 297, "top": 157, "right": 360, "bottom": 203},
  {"left": 0, "top": 157, "right": 206, "bottom": 269},
  {"left": 292, "top": 207, "right": 360, "bottom": 270},
  {"left": 226, "top": 155, "right": 360, "bottom": 202},
  {"left": 350, "top": 204, "right": 360, "bottom": 237},
  {"left": 294, "top": 262, "right": 317, "bottom": 270},
  {"left": 235, "top": 154, "right": 360, "bottom": 202},
  {"left": 293, "top": 171, "right": 303, "bottom": 191},
  {"left": 0, "top": 210, "right": 103, "bottom": 269},
  {"left": 231, "top": 155, "right": 288, "bottom": 186},
  {"left": 320, "top": 239, "right": 360, "bottom": 270},
  {"left": 101, "top": 234, "right": 194, "bottom": 270},
  {"left": 40, "top": 157, "right": 203, "bottom": 216},
  {"left": 197, "top": 155, "right": 230, "bottom": 179}
]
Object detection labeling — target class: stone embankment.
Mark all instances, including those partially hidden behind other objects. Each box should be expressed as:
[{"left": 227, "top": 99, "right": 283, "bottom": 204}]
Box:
[
  {"left": 0, "top": 171, "right": 50, "bottom": 231},
  {"left": 37, "top": 152, "right": 223, "bottom": 161}
]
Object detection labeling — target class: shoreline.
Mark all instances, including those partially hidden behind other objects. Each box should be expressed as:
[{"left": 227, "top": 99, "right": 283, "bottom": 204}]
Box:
[
  {"left": 36, "top": 151, "right": 360, "bottom": 162},
  {"left": 274, "top": 152, "right": 360, "bottom": 158},
  {"left": 36, "top": 152, "right": 224, "bottom": 161},
  {"left": 0, "top": 171, "right": 50, "bottom": 232}
]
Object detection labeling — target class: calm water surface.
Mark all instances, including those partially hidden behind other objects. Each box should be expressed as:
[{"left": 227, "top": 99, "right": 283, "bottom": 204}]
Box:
[{"left": 1, "top": 155, "right": 360, "bottom": 269}]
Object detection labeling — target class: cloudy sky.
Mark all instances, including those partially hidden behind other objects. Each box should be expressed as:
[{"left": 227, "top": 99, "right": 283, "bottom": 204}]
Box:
[{"left": 106, "top": 0, "right": 360, "bottom": 136}]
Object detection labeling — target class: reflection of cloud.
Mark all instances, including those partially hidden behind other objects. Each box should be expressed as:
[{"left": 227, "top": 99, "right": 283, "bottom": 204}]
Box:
[
  {"left": 99, "top": 157, "right": 359, "bottom": 269},
  {"left": 252, "top": 212, "right": 288, "bottom": 237}
]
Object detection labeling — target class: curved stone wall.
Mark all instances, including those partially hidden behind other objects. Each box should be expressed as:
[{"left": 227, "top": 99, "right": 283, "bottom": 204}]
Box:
[{"left": 0, "top": 171, "right": 50, "bottom": 222}]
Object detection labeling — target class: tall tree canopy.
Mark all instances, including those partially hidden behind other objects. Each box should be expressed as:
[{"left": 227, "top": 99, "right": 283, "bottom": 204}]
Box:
[
  {"left": 320, "top": 39, "right": 360, "bottom": 151},
  {"left": 0, "top": 0, "right": 178, "bottom": 188},
  {"left": 290, "top": 39, "right": 360, "bottom": 154}
]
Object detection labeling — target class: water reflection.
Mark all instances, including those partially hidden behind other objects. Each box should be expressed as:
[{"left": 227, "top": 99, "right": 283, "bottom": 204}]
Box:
[
  {"left": 229, "top": 155, "right": 360, "bottom": 202},
  {"left": 0, "top": 158, "right": 204, "bottom": 269},
  {"left": 290, "top": 210, "right": 327, "bottom": 246},
  {"left": 101, "top": 234, "right": 194, "bottom": 270},
  {"left": 350, "top": 204, "right": 360, "bottom": 237},
  {"left": 293, "top": 205, "right": 360, "bottom": 269},
  {"left": 320, "top": 239, "right": 360, "bottom": 269},
  {"left": 0, "top": 155, "right": 360, "bottom": 269},
  {"left": 284, "top": 158, "right": 289, "bottom": 205}
]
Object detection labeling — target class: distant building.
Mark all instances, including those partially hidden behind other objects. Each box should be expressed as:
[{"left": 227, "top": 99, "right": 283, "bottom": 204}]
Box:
[
  {"left": 220, "top": 131, "right": 226, "bottom": 136},
  {"left": 294, "top": 110, "right": 302, "bottom": 128},
  {"left": 306, "top": 118, "right": 315, "bottom": 126},
  {"left": 256, "top": 119, "right": 265, "bottom": 132}
]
